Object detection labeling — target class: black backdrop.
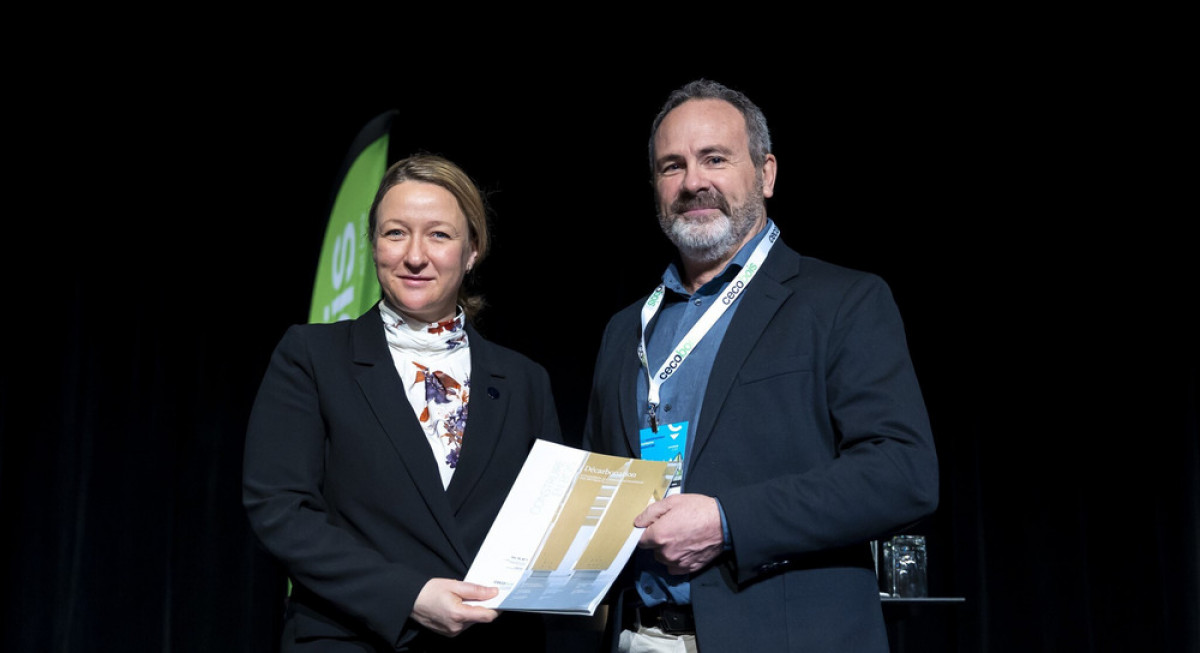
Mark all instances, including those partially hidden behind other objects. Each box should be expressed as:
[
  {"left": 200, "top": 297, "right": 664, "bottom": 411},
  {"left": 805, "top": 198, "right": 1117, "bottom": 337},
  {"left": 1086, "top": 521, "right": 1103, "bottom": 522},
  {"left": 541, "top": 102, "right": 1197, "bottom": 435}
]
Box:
[{"left": 3, "top": 29, "right": 1196, "bottom": 653}]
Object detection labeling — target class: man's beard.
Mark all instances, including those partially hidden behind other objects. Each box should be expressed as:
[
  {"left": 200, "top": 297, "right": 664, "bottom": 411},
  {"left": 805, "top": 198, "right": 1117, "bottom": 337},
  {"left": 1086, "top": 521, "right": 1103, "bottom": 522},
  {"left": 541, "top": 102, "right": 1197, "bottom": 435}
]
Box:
[{"left": 657, "top": 183, "right": 765, "bottom": 265}]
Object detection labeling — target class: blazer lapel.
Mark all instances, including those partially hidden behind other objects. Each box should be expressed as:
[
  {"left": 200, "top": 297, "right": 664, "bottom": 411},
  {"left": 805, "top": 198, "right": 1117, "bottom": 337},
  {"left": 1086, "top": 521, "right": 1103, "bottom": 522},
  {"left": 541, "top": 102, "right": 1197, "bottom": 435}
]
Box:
[
  {"left": 690, "top": 243, "right": 799, "bottom": 465},
  {"left": 349, "top": 308, "right": 470, "bottom": 565},
  {"left": 444, "top": 325, "right": 505, "bottom": 512}
]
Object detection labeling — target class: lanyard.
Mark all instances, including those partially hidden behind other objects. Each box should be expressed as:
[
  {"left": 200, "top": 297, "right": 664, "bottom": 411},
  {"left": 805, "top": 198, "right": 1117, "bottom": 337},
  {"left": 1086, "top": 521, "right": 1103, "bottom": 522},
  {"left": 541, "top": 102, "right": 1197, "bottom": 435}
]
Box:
[{"left": 638, "top": 223, "right": 779, "bottom": 432}]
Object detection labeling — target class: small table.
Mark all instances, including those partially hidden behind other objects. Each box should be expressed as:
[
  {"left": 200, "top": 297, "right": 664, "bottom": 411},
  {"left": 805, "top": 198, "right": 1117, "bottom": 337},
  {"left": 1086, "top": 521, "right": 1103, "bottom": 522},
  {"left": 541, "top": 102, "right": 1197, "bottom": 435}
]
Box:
[{"left": 881, "top": 596, "right": 966, "bottom": 653}]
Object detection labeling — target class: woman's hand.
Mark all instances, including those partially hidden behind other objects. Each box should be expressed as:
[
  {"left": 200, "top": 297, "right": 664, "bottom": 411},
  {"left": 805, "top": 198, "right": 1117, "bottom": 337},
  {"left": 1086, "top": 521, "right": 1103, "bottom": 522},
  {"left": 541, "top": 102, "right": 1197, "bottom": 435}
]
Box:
[{"left": 411, "top": 579, "right": 501, "bottom": 637}]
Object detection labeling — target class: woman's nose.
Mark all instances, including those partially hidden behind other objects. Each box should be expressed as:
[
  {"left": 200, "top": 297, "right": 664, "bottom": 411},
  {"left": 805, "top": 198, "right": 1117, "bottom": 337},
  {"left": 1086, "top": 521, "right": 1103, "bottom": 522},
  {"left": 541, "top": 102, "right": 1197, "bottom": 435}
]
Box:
[{"left": 404, "top": 241, "right": 427, "bottom": 268}]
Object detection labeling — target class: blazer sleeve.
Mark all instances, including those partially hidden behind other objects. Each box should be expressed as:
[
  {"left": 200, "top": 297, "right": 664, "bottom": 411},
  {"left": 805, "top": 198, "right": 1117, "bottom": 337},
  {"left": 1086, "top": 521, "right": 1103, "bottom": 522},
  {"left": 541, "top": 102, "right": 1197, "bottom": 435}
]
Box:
[{"left": 242, "top": 325, "right": 427, "bottom": 645}]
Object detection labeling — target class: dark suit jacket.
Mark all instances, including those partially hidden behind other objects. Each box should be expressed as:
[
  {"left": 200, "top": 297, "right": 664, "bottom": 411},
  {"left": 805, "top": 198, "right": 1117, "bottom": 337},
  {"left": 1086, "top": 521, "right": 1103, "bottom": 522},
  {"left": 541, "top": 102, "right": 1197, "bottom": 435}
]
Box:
[
  {"left": 243, "top": 306, "right": 563, "bottom": 652},
  {"left": 583, "top": 239, "right": 939, "bottom": 652}
]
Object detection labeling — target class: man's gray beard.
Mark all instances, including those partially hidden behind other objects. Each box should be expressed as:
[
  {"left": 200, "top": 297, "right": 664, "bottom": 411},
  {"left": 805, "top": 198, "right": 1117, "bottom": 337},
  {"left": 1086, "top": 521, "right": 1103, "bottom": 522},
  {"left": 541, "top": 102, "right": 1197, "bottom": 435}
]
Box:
[
  {"left": 661, "top": 213, "right": 740, "bottom": 264},
  {"left": 659, "top": 186, "right": 764, "bottom": 265}
]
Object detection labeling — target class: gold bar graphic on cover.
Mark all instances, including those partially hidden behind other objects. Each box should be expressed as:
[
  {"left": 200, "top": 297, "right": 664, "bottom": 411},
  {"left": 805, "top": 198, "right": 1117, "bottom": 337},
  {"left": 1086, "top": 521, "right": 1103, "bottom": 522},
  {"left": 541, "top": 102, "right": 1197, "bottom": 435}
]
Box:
[{"left": 576, "top": 456, "right": 675, "bottom": 570}]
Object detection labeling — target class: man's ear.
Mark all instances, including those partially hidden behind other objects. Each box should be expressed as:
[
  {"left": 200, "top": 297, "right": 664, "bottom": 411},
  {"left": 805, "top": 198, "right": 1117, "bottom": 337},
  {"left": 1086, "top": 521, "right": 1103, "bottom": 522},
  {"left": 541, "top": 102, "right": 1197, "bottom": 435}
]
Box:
[{"left": 761, "top": 153, "right": 778, "bottom": 199}]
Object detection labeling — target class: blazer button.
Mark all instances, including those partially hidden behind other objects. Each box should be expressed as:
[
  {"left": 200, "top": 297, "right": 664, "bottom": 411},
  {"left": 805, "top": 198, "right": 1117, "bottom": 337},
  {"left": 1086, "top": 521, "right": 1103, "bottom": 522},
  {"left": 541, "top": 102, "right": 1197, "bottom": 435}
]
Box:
[{"left": 488, "top": 387, "right": 499, "bottom": 399}]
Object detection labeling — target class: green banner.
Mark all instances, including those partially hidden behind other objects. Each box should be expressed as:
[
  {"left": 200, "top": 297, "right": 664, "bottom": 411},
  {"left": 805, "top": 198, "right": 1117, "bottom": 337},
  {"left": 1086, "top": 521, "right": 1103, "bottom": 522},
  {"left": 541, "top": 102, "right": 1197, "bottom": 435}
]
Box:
[{"left": 309, "top": 111, "right": 396, "bottom": 324}]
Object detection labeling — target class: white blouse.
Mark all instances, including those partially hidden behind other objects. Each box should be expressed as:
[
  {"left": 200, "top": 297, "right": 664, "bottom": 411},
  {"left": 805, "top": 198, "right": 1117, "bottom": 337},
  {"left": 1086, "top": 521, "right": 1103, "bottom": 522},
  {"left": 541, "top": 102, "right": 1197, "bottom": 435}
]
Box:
[{"left": 378, "top": 300, "right": 471, "bottom": 489}]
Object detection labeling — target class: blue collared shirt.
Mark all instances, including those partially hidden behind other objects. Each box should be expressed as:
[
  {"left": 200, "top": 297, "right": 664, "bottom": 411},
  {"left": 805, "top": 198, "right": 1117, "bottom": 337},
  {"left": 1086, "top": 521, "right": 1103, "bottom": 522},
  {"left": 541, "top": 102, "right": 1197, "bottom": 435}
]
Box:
[{"left": 633, "top": 220, "right": 774, "bottom": 607}]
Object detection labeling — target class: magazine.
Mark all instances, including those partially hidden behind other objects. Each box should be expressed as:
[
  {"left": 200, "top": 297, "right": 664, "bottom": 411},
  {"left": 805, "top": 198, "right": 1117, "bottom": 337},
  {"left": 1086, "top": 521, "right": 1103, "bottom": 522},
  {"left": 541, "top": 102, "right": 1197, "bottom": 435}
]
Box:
[{"left": 463, "top": 439, "right": 678, "bottom": 615}]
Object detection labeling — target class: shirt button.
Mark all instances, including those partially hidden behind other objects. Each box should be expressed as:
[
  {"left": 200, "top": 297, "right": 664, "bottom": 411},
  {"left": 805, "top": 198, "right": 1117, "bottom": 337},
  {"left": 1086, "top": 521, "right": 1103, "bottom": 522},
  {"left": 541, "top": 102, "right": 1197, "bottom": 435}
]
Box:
[
  {"left": 663, "top": 404, "right": 672, "bottom": 412},
  {"left": 694, "top": 299, "right": 702, "bottom": 306}
]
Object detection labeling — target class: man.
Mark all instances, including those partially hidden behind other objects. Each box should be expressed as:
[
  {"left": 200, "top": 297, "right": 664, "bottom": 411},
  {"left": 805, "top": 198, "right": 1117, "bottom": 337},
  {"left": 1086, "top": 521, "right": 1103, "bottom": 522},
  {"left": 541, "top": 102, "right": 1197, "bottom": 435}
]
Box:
[{"left": 582, "top": 79, "right": 939, "bottom": 652}]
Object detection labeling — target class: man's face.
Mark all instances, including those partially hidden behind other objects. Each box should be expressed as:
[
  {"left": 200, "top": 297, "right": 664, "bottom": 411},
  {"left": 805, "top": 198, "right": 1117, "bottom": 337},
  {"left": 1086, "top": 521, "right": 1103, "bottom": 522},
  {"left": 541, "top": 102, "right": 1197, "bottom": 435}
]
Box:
[{"left": 652, "top": 99, "right": 775, "bottom": 264}]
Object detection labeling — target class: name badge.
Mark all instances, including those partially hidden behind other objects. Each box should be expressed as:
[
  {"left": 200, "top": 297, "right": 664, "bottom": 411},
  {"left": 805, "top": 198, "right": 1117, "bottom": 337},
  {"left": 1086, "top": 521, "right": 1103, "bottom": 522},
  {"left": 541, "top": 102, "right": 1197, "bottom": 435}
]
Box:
[{"left": 641, "top": 421, "right": 688, "bottom": 495}]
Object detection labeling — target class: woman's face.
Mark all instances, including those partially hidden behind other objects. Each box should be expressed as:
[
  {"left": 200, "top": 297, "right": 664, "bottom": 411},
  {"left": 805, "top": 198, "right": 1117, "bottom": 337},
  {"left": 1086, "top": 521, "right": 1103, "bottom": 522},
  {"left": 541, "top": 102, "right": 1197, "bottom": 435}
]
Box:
[{"left": 373, "top": 180, "right": 477, "bottom": 324}]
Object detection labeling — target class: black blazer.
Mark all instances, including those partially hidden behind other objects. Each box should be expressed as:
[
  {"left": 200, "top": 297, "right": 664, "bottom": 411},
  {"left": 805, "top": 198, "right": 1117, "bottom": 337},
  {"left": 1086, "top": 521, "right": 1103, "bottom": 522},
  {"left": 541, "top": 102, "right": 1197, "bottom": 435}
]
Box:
[
  {"left": 583, "top": 239, "right": 939, "bottom": 652},
  {"left": 244, "top": 306, "right": 563, "bottom": 651}
]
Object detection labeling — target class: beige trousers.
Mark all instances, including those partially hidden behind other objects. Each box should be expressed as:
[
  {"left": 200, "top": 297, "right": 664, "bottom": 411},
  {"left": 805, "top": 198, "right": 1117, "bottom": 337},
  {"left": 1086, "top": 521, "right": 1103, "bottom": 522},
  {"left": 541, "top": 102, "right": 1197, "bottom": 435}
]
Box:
[{"left": 618, "top": 625, "right": 699, "bottom": 653}]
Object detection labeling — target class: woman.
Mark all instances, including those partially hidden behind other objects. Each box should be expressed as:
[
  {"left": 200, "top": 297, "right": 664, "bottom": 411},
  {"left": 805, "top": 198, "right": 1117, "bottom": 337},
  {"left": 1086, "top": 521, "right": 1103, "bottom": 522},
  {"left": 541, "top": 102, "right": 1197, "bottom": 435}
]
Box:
[{"left": 243, "top": 153, "right": 562, "bottom": 651}]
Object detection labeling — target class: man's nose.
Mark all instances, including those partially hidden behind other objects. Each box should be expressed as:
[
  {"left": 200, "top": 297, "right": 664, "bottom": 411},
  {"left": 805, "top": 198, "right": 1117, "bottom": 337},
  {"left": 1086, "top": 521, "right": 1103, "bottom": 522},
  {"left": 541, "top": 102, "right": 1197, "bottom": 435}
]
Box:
[{"left": 682, "top": 165, "right": 711, "bottom": 193}]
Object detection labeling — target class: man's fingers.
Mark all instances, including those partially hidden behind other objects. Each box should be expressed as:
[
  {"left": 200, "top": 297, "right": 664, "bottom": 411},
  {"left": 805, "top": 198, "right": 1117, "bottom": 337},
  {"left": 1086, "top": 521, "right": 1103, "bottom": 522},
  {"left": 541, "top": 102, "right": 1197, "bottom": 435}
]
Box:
[{"left": 634, "top": 496, "right": 673, "bottom": 528}]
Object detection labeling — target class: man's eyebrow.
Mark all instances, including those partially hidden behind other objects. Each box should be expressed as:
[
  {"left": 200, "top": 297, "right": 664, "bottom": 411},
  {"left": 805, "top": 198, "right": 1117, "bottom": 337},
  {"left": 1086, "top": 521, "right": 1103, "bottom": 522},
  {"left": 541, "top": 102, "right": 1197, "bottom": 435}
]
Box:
[{"left": 698, "top": 144, "right": 734, "bottom": 157}]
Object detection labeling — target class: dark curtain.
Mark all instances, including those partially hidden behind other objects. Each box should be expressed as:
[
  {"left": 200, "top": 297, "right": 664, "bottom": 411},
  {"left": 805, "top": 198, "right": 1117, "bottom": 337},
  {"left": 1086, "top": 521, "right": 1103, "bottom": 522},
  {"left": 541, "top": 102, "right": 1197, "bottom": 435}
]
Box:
[{"left": 2, "top": 262, "right": 291, "bottom": 653}]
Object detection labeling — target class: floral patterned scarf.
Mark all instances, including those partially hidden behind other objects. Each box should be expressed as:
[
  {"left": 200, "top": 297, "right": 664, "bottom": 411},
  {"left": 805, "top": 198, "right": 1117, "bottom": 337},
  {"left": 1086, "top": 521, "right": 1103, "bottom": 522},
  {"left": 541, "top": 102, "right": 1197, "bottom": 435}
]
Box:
[{"left": 379, "top": 301, "right": 470, "bottom": 488}]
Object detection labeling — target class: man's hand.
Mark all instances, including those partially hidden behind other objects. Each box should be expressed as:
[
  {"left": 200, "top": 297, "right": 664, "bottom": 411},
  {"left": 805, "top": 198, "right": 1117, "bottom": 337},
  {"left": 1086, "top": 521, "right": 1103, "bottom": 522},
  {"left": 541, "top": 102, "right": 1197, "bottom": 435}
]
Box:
[
  {"left": 411, "top": 579, "right": 500, "bottom": 637},
  {"left": 635, "top": 493, "right": 724, "bottom": 574}
]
